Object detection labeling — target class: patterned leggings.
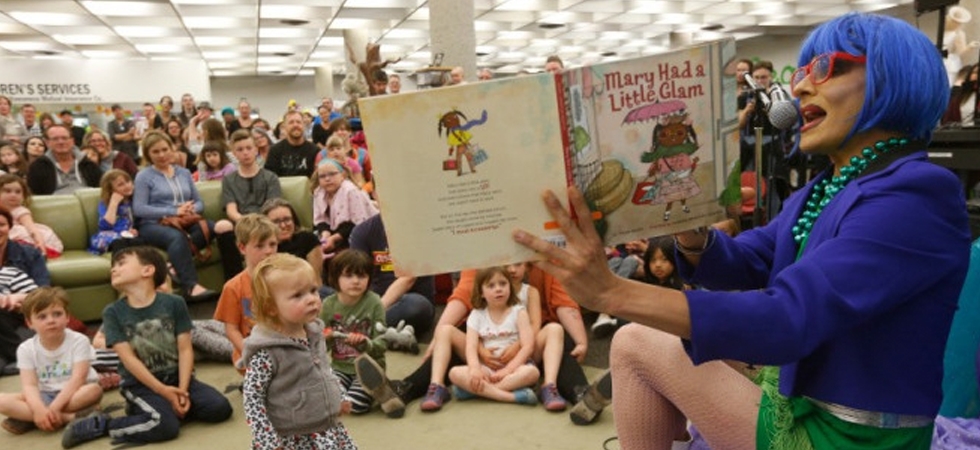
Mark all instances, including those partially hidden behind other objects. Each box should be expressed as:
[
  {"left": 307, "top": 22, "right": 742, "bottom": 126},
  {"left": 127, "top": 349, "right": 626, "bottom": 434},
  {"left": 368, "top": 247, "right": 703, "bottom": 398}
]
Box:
[{"left": 335, "top": 371, "right": 374, "bottom": 414}]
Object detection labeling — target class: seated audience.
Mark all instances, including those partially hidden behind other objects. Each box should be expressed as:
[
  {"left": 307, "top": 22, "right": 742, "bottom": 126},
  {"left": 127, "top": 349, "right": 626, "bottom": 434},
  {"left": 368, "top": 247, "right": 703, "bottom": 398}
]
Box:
[
  {"left": 0, "top": 287, "right": 102, "bottom": 435},
  {"left": 132, "top": 131, "right": 215, "bottom": 301},
  {"left": 0, "top": 206, "right": 49, "bottom": 375},
  {"left": 260, "top": 198, "right": 322, "bottom": 279},
  {"left": 27, "top": 125, "right": 101, "bottom": 196},
  {"left": 61, "top": 246, "right": 232, "bottom": 448},
  {"left": 1, "top": 175, "right": 64, "bottom": 258}
]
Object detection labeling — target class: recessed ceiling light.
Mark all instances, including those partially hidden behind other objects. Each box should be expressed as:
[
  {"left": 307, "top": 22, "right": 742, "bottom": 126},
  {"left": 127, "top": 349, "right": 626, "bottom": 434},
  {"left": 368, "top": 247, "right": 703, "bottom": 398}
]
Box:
[{"left": 280, "top": 19, "right": 309, "bottom": 26}]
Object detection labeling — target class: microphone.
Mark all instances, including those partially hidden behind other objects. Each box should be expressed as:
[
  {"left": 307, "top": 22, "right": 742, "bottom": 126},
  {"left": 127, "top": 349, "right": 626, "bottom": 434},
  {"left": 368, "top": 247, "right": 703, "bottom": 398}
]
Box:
[
  {"left": 767, "top": 82, "right": 798, "bottom": 130},
  {"left": 743, "top": 73, "right": 771, "bottom": 111}
]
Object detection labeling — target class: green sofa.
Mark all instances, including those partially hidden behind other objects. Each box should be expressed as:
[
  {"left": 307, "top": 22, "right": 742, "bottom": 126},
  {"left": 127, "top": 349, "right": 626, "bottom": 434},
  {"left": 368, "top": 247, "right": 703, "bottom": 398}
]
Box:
[{"left": 29, "top": 175, "right": 314, "bottom": 322}]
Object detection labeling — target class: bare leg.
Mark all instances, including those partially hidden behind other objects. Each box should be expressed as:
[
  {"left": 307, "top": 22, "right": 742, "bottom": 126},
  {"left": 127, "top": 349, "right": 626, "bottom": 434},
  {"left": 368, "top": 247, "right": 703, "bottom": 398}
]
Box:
[
  {"left": 611, "top": 324, "right": 759, "bottom": 450},
  {"left": 64, "top": 383, "right": 104, "bottom": 414},
  {"left": 0, "top": 392, "right": 33, "bottom": 421},
  {"left": 534, "top": 323, "right": 565, "bottom": 386},
  {"left": 448, "top": 365, "right": 539, "bottom": 403},
  {"left": 455, "top": 147, "right": 464, "bottom": 176},
  {"left": 491, "top": 364, "right": 540, "bottom": 392},
  {"left": 429, "top": 324, "right": 466, "bottom": 386}
]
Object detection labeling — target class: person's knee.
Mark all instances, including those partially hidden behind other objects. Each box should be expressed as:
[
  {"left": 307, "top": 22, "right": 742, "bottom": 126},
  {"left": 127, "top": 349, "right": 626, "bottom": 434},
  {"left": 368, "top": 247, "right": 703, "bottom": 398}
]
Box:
[
  {"left": 152, "top": 413, "right": 182, "bottom": 441},
  {"left": 611, "top": 323, "right": 646, "bottom": 360},
  {"left": 214, "top": 219, "right": 234, "bottom": 234},
  {"left": 195, "top": 395, "right": 233, "bottom": 423}
]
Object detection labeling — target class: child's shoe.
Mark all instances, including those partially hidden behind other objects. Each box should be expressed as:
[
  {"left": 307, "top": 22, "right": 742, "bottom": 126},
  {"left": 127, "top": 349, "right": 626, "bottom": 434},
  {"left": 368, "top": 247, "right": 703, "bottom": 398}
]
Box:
[
  {"left": 420, "top": 383, "right": 451, "bottom": 411},
  {"left": 539, "top": 383, "right": 568, "bottom": 411},
  {"left": 354, "top": 355, "right": 405, "bottom": 419},
  {"left": 450, "top": 384, "right": 476, "bottom": 401},
  {"left": 513, "top": 387, "right": 538, "bottom": 406},
  {"left": 1, "top": 417, "right": 36, "bottom": 435},
  {"left": 591, "top": 313, "right": 618, "bottom": 338},
  {"left": 61, "top": 413, "right": 110, "bottom": 449},
  {"left": 570, "top": 370, "right": 612, "bottom": 425}
]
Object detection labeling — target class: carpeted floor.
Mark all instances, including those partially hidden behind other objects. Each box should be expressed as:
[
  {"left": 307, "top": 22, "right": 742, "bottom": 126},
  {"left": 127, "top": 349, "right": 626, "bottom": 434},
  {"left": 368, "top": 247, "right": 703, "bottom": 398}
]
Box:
[{"left": 0, "top": 302, "right": 621, "bottom": 449}]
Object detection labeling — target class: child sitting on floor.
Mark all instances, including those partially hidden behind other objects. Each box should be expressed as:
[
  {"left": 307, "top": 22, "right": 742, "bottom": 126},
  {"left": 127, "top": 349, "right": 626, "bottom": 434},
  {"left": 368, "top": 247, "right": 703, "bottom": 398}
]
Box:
[
  {"left": 61, "top": 246, "right": 232, "bottom": 448},
  {"left": 0, "top": 287, "right": 102, "bottom": 435},
  {"left": 320, "top": 249, "right": 387, "bottom": 414},
  {"left": 447, "top": 266, "right": 539, "bottom": 406}
]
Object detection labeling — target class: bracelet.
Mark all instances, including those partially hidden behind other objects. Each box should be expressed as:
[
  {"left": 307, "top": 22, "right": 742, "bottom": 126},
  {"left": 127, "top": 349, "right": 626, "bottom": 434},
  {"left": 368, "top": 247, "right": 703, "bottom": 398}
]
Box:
[{"left": 674, "top": 228, "right": 715, "bottom": 255}]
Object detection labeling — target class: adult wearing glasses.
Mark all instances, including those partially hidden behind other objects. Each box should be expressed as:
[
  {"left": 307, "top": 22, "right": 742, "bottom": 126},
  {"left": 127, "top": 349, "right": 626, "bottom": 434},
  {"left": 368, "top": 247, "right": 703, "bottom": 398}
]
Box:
[
  {"left": 27, "top": 125, "right": 102, "bottom": 195},
  {"left": 83, "top": 129, "right": 138, "bottom": 178},
  {"left": 260, "top": 198, "right": 323, "bottom": 280},
  {"left": 514, "top": 13, "right": 969, "bottom": 450}
]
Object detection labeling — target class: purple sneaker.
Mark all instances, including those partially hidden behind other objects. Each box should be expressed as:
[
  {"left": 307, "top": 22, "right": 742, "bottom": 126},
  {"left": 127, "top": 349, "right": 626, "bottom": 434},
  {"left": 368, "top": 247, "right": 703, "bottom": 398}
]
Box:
[
  {"left": 540, "top": 383, "right": 568, "bottom": 411},
  {"left": 420, "top": 383, "right": 450, "bottom": 412}
]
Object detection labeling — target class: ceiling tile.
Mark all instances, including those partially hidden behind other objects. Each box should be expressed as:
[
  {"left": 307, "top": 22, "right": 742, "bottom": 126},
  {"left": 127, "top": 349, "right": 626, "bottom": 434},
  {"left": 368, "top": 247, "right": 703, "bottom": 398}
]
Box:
[{"left": 0, "top": 0, "right": 918, "bottom": 77}]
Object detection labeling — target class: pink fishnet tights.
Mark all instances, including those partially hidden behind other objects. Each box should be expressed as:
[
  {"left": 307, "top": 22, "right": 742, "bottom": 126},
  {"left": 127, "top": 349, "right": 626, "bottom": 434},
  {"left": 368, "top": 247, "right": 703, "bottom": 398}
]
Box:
[{"left": 610, "top": 324, "right": 761, "bottom": 450}]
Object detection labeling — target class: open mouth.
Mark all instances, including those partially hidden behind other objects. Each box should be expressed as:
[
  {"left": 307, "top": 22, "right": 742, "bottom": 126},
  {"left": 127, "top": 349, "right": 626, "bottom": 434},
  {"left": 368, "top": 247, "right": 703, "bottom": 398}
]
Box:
[{"left": 799, "top": 105, "right": 826, "bottom": 132}]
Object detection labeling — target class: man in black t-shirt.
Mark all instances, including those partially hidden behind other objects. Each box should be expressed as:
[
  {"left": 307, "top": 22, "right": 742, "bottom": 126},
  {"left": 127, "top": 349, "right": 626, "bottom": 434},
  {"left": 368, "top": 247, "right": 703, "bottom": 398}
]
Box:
[{"left": 265, "top": 110, "right": 317, "bottom": 178}]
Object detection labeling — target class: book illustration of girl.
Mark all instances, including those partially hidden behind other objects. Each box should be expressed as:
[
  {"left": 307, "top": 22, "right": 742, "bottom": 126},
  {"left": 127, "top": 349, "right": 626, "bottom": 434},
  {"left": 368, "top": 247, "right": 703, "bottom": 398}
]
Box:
[
  {"left": 438, "top": 108, "right": 488, "bottom": 176},
  {"left": 633, "top": 113, "right": 702, "bottom": 221}
]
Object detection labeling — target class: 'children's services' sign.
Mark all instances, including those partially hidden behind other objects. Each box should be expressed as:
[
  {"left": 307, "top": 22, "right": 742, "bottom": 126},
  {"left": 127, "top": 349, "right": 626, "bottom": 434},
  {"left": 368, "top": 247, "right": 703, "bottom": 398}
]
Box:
[{"left": 0, "top": 59, "right": 210, "bottom": 104}]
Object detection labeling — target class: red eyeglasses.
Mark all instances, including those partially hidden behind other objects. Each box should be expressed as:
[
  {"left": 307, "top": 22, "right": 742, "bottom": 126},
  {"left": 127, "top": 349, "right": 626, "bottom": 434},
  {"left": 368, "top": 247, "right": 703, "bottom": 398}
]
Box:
[{"left": 790, "top": 52, "right": 867, "bottom": 90}]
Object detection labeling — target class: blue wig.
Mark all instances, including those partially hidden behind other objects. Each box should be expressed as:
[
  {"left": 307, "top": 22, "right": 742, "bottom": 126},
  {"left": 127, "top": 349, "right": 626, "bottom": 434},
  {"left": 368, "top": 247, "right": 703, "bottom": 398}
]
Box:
[{"left": 797, "top": 13, "right": 949, "bottom": 144}]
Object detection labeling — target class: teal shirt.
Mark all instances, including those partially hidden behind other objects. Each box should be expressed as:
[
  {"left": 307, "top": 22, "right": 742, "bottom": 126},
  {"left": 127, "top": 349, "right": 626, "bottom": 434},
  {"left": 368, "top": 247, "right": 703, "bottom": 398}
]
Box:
[
  {"left": 102, "top": 292, "right": 193, "bottom": 383},
  {"left": 319, "top": 291, "right": 387, "bottom": 375}
]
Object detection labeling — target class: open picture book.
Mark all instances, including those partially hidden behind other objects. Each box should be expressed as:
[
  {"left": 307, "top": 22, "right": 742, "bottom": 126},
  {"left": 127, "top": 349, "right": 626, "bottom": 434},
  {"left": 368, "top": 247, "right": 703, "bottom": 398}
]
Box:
[{"left": 360, "top": 39, "right": 742, "bottom": 277}]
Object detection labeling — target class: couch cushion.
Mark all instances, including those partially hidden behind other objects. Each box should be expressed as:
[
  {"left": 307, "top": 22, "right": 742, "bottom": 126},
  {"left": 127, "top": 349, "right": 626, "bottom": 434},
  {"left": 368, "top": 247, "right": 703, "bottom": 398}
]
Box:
[
  {"left": 280, "top": 176, "right": 313, "bottom": 229},
  {"left": 48, "top": 250, "right": 112, "bottom": 287},
  {"left": 196, "top": 180, "right": 226, "bottom": 222},
  {"left": 30, "top": 194, "right": 88, "bottom": 252},
  {"left": 74, "top": 187, "right": 102, "bottom": 237}
]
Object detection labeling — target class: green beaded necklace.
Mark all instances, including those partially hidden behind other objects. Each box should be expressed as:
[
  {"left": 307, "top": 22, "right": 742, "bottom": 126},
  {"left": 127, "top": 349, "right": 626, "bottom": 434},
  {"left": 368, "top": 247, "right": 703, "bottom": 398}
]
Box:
[{"left": 792, "top": 137, "right": 909, "bottom": 260}]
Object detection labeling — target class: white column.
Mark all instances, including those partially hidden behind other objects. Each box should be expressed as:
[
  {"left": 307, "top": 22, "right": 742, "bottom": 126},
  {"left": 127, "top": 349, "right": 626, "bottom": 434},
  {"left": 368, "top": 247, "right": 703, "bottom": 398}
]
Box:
[
  {"left": 314, "top": 65, "right": 334, "bottom": 100},
  {"left": 429, "top": 0, "right": 476, "bottom": 83}
]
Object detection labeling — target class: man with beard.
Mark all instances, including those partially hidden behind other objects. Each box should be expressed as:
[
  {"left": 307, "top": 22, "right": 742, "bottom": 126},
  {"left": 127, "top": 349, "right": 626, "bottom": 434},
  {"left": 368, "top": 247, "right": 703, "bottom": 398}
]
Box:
[{"left": 265, "top": 110, "right": 317, "bottom": 178}]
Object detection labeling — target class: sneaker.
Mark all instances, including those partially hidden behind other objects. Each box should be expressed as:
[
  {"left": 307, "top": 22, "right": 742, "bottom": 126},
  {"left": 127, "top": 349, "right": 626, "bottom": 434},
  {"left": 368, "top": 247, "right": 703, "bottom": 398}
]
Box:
[
  {"left": 450, "top": 385, "right": 476, "bottom": 401},
  {"left": 539, "top": 383, "right": 568, "bottom": 412},
  {"left": 2, "top": 417, "right": 36, "bottom": 435},
  {"left": 62, "top": 413, "right": 110, "bottom": 449},
  {"left": 354, "top": 355, "right": 405, "bottom": 419},
  {"left": 591, "top": 313, "right": 618, "bottom": 339},
  {"left": 421, "top": 383, "right": 451, "bottom": 411},
  {"left": 513, "top": 387, "right": 538, "bottom": 406},
  {"left": 570, "top": 370, "right": 612, "bottom": 425}
]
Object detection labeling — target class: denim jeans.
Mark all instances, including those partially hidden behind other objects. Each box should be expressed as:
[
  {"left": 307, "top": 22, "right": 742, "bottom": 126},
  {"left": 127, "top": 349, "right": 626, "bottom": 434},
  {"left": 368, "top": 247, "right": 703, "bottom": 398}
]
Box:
[
  {"left": 108, "top": 374, "right": 232, "bottom": 444},
  {"left": 138, "top": 221, "right": 214, "bottom": 293},
  {"left": 385, "top": 293, "right": 435, "bottom": 336}
]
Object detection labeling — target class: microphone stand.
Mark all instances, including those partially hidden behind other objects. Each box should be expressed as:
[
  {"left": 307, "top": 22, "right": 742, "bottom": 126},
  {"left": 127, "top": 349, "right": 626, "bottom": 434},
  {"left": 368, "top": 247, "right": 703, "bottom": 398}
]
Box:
[{"left": 752, "top": 88, "right": 766, "bottom": 227}]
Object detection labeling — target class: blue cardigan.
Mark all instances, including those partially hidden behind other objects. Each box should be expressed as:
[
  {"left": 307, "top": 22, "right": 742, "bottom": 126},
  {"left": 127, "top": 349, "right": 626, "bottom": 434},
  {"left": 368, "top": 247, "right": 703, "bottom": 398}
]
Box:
[
  {"left": 679, "top": 150, "right": 970, "bottom": 417},
  {"left": 132, "top": 165, "right": 204, "bottom": 227}
]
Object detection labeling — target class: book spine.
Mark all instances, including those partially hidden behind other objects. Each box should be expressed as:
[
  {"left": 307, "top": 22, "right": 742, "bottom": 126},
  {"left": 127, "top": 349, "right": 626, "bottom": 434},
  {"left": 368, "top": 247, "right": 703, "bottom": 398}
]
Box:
[{"left": 554, "top": 71, "right": 575, "bottom": 188}]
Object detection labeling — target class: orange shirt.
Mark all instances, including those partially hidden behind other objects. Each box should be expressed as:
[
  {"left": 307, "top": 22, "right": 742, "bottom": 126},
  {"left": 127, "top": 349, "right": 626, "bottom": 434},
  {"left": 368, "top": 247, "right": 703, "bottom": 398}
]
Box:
[
  {"left": 213, "top": 270, "right": 256, "bottom": 364},
  {"left": 450, "top": 266, "right": 579, "bottom": 325}
]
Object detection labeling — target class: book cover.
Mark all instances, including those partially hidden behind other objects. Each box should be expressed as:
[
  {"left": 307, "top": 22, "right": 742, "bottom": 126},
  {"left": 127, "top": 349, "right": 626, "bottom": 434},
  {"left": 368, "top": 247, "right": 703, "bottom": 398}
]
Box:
[
  {"left": 360, "top": 39, "right": 740, "bottom": 277},
  {"left": 562, "top": 40, "right": 741, "bottom": 248}
]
